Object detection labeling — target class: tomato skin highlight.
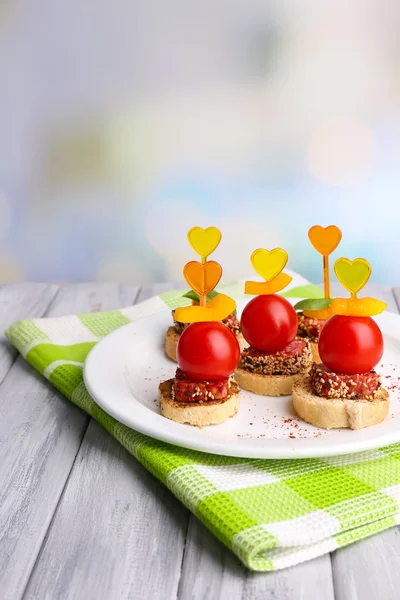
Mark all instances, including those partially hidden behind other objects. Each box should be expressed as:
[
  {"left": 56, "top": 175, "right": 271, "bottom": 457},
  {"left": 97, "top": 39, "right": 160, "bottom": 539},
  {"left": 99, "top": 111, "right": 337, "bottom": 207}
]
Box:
[
  {"left": 177, "top": 321, "right": 240, "bottom": 381},
  {"left": 240, "top": 295, "right": 298, "bottom": 352},
  {"left": 318, "top": 315, "right": 384, "bottom": 374}
]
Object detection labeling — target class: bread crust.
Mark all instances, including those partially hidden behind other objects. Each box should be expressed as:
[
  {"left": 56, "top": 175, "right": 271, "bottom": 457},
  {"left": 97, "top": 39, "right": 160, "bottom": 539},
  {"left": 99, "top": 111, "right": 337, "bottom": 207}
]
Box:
[
  {"left": 159, "top": 379, "right": 240, "bottom": 426},
  {"left": 237, "top": 334, "right": 248, "bottom": 353},
  {"left": 165, "top": 326, "right": 179, "bottom": 362},
  {"left": 310, "top": 341, "right": 321, "bottom": 363},
  {"left": 165, "top": 326, "right": 247, "bottom": 363},
  {"left": 292, "top": 377, "right": 389, "bottom": 430},
  {"left": 235, "top": 367, "right": 309, "bottom": 396}
]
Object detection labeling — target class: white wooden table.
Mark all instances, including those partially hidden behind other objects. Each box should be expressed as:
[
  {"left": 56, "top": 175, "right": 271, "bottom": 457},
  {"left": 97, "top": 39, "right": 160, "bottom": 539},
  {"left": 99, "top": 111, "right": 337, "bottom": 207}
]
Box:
[{"left": 1, "top": 282, "right": 400, "bottom": 600}]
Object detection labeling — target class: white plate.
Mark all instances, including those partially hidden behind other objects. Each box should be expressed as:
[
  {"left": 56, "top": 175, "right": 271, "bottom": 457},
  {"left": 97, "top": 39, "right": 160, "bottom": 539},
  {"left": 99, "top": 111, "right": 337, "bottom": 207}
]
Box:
[{"left": 84, "top": 299, "right": 400, "bottom": 459}]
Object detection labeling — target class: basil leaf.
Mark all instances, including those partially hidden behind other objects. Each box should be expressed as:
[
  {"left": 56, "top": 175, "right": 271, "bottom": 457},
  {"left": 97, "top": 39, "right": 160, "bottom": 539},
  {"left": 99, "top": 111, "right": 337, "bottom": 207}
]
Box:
[
  {"left": 294, "top": 298, "right": 333, "bottom": 311},
  {"left": 182, "top": 289, "right": 219, "bottom": 302}
]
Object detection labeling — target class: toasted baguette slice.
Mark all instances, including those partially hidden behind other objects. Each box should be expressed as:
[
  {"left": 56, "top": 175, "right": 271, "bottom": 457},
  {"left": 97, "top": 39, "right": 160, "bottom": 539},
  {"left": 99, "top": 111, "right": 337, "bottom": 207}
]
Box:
[
  {"left": 237, "top": 334, "right": 248, "bottom": 353},
  {"left": 235, "top": 367, "right": 309, "bottom": 396},
  {"left": 292, "top": 377, "right": 389, "bottom": 430},
  {"left": 159, "top": 379, "right": 240, "bottom": 427},
  {"left": 165, "top": 326, "right": 247, "bottom": 363},
  {"left": 165, "top": 326, "right": 179, "bottom": 362},
  {"left": 310, "top": 341, "right": 321, "bottom": 364}
]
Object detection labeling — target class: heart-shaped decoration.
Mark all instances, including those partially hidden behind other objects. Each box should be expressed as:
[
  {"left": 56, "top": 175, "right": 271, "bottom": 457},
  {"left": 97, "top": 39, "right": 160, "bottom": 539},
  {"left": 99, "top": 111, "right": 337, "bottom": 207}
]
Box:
[
  {"left": 250, "top": 248, "right": 288, "bottom": 281},
  {"left": 183, "top": 260, "right": 222, "bottom": 296},
  {"left": 308, "top": 225, "right": 342, "bottom": 256},
  {"left": 334, "top": 257, "right": 371, "bottom": 295},
  {"left": 187, "top": 226, "right": 222, "bottom": 259}
]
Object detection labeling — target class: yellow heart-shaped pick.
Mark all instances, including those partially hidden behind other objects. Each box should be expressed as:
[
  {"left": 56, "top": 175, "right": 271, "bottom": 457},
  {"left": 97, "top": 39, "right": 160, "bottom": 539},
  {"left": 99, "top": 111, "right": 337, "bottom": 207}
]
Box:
[
  {"left": 187, "top": 226, "right": 222, "bottom": 259},
  {"left": 183, "top": 260, "right": 222, "bottom": 297},
  {"left": 334, "top": 257, "right": 371, "bottom": 295},
  {"left": 250, "top": 248, "right": 288, "bottom": 281},
  {"left": 308, "top": 225, "right": 342, "bottom": 256}
]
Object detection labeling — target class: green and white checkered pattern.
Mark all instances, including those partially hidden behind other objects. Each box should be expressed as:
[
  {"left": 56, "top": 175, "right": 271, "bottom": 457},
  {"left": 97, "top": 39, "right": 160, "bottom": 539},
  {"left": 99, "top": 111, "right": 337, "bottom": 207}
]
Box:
[{"left": 6, "top": 282, "right": 400, "bottom": 571}]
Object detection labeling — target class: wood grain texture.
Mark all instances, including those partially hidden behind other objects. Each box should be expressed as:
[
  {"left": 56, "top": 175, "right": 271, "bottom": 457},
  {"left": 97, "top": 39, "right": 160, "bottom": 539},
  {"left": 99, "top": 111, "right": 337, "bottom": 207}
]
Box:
[
  {"left": 24, "top": 283, "right": 190, "bottom": 600},
  {"left": 135, "top": 281, "right": 187, "bottom": 304},
  {"left": 24, "top": 420, "right": 189, "bottom": 600},
  {"left": 332, "top": 286, "right": 400, "bottom": 600},
  {"left": 391, "top": 287, "right": 400, "bottom": 312},
  {"left": 48, "top": 282, "right": 141, "bottom": 314},
  {"left": 0, "top": 283, "right": 58, "bottom": 382},
  {"left": 0, "top": 283, "right": 139, "bottom": 600},
  {"left": 178, "top": 507, "right": 334, "bottom": 600},
  {"left": 332, "top": 528, "right": 400, "bottom": 600}
]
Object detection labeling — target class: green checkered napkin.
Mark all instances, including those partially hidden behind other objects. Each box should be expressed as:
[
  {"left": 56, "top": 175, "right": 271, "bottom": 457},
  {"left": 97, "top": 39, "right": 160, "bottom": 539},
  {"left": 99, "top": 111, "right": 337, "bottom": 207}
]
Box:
[{"left": 6, "top": 282, "right": 400, "bottom": 571}]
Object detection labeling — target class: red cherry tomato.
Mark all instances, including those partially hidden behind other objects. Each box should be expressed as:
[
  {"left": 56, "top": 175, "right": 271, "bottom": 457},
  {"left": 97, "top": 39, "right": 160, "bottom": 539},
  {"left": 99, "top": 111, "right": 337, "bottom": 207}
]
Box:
[
  {"left": 177, "top": 321, "right": 240, "bottom": 381},
  {"left": 240, "top": 295, "right": 298, "bottom": 352},
  {"left": 319, "top": 315, "right": 383, "bottom": 374}
]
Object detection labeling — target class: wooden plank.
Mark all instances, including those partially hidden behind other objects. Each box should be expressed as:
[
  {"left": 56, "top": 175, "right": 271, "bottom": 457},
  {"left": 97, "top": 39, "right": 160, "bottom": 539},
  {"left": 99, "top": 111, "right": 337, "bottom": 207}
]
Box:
[
  {"left": 135, "top": 281, "right": 187, "bottom": 303},
  {"left": 0, "top": 283, "right": 139, "bottom": 600},
  {"left": 332, "top": 528, "right": 400, "bottom": 600},
  {"left": 0, "top": 283, "right": 58, "bottom": 382},
  {"left": 391, "top": 287, "right": 400, "bottom": 312},
  {"left": 178, "top": 517, "right": 334, "bottom": 600},
  {"left": 332, "top": 286, "right": 400, "bottom": 600},
  {"left": 23, "top": 283, "right": 190, "bottom": 600},
  {"left": 24, "top": 420, "right": 189, "bottom": 600}
]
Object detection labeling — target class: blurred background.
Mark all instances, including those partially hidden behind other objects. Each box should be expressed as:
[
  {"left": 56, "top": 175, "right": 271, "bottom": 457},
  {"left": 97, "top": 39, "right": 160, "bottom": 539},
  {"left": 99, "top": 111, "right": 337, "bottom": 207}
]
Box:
[{"left": 1, "top": 0, "right": 400, "bottom": 285}]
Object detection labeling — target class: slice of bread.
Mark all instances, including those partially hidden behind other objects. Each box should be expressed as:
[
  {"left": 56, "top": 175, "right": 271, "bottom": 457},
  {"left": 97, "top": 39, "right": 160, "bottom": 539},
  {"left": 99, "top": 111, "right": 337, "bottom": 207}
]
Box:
[
  {"left": 310, "top": 341, "right": 321, "bottom": 363},
  {"left": 165, "top": 326, "right": 179, "bottom": 362},
  {"left": 159, "top": 379, "right": 240, "bottom": 426},
  {"left": 292, "top": 377, "right": 389, "bottom": 430},
  {"left": 235, "top": 367, "right": 309, "bottom": 396},
  {"left": 165, "top": 326, "right": 247, "bottom": 363},
  {"left": 237, "top": 334, "right": 248, "bottom": 353}
]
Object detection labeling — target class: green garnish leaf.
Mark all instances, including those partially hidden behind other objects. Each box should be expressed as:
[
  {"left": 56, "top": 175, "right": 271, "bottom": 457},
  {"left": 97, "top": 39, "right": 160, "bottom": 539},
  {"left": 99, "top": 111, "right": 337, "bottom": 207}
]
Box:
[
  {"left": 182, "top": 289, "right": 219, "bottom": 302},
  {"left": 294, "top": 298, "right": 333, "bottom": 311}
]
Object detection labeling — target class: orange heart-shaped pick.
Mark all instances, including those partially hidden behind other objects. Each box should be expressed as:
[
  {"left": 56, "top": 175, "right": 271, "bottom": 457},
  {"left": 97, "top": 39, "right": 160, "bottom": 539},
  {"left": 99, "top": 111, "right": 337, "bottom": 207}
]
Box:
[
  {"left": 250, "top": 248, "right": 288, "bottom": 281},
  {"left": 187, "top": 226, "right": 222, "bottom": 259},
  {"left": 334, "top": 257, "right": 371, "bottom": 295},
  {"left": 183, "top": 260, "right": 222, "bottom": 296},
  {"left": 308, "top": 225, "right": 342, "bottom": 256}
]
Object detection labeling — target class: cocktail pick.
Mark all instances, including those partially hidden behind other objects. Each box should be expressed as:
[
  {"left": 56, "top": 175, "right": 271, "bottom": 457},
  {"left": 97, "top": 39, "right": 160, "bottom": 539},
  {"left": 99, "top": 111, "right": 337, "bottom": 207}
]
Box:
[
  {"left": 183, "top": 261, "right": 222, "bottom": 298},
  {"left": 175, "top": 226, "right": 236, "bottom": 323},
  {"left": 308, "top": 225, "right": 342, "bottom": 299},
  {"left": 331, "top": 257, "right": 386, "bottom": 316},
  {"left": 334, "top": 257, "right": 371, "bottom": 298},
  {"left": 187, "top": 226, "right": 222, "bottom": 263},
  {"left": 244, "top": 247, "right": 293, "bottom": 295}
]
